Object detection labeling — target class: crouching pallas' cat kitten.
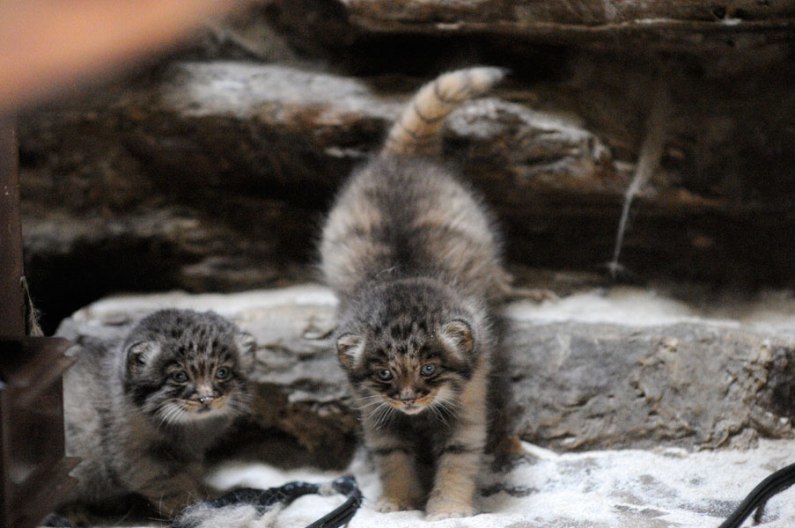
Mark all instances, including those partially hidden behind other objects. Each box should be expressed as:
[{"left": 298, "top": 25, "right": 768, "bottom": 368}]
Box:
[
  {"left": 320, "top": 67, "right": 509, "bottom": 519},
  {"left": 58, "top": 309, "right": 256, "bottom": 521}
]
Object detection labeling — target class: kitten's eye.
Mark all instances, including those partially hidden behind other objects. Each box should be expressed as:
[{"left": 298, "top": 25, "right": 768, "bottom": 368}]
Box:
[
  {"left": 170, "top": 371, "right": 189, "bottom": 383},
  {"left": 215, "top": 367, "right": 231, "bottom": 380},
  {"left": 376, "top": 369, "right": 393, "bottom": 381},
  {"left": 420, "top": 364, "right": 436, "bottom": 377}
]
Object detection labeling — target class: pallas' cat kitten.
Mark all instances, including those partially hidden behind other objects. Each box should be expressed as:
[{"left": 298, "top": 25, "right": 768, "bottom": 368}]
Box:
[
  {"left": 320, "top": 67, "right": 508, "bottom": 519},
  {"left": 59, "top": 309, "right": 256, "bottom": 521}
]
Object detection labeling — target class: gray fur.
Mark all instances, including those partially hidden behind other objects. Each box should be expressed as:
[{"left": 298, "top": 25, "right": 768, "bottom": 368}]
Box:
[
  {"left": 59, "top": 309, "right": 256, "bottom": 521},
  {"left": 319, "top": 67, "right": 507, "bottom": 519}
]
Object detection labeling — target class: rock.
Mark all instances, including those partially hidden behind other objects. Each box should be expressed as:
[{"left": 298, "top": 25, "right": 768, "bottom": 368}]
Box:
[
  {"left": 20, "top": 62, "right": 618, "bottom": 331},
  {"left": 120, "top": 61, "right": 617, "bottom": 195},
  {"left": 510, "top": 321, "right": 793, "bottom": 450},
  {"left": 56, "top": 286, "right": 795, "bottom": 469},
  {"left": 56, "top": 286, "right": 356, "bottom": 469},
  {"left": 17, "top": 2, "right": 795, "bottom": 333}
]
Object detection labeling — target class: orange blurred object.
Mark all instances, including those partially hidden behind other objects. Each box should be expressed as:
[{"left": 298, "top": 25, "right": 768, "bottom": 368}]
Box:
[{"left": 0, "top": 0, "right": 237, "bottom": 114}]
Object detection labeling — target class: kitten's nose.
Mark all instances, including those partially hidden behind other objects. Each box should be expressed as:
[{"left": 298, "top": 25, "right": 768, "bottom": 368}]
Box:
[
  {"left": 398, "top": 388, "right": 416, "bottom": 402},
  {"left": 198, "top": 395, "right": 214, "bottom": 404}
]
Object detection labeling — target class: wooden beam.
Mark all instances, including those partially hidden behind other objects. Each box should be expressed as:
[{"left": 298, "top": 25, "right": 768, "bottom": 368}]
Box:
[
  {"left": 0, "top": 123, "right": 78, "bottom": 528},
  {"left": 0, "top": 122, "right": 24, "bottom": 337},
  {"left": 342, "top": 0, "right": 795, "bottom": 30}
]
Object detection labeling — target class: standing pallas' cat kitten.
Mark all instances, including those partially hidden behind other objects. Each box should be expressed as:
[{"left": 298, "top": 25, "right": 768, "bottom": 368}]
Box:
[
  {"left": 320, "top": 67, "right": 509, "bottom": 520},
  {"left": 59, "top": 309, "right": 256, "bottom": 521}
]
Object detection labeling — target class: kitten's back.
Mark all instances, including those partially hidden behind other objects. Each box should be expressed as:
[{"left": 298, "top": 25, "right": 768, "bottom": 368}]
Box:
[{"left": 320, "top": 67, "right": 508, "bottom": 302}]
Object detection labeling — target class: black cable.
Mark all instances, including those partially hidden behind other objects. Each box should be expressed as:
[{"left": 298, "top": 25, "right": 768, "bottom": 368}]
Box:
[
  {"left": 203, "top": 481, "right": 320, "bottom": 515},
  {"left": 305, "top": 475, "right": 364, "bottom": 528},
  {"left": 170, "top": 475, "right": 363, "bottom": 528},
  {"left": 718, "top": 461, "right": 795, "bottom": 528}
]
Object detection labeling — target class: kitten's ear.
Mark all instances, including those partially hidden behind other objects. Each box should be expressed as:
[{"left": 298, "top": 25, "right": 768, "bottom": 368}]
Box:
[
  {"left": 336, "top": 333, "right": 364, "bottom": 369},
  {"left": 439, "top": 319, "right": 474, "bottom": 360},
  {"left": 126, "top": 341, "right": 160, "bottom": 374},
  {"left": 235, "top": 331, "right": 257, "bottom": 368}
]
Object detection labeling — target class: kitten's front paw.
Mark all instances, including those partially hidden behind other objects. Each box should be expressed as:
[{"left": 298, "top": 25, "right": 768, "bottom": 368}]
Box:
[
  {"left": 425, "top": 497, "right": 474, "bottom": 521},
  {"left": 375, "top": 496, "right": 417, "bottom": 513}
]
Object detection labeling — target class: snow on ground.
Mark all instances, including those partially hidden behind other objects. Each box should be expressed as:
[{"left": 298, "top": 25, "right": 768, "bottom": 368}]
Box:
[
  {"left": 67, "top": 284, "right": 795, "bottom": 527},
  {"left": 505, "top": 286, "right": 795, "bottom": 334},
  {"left": 204, "top": 440, "right": 795, "bottom": 528},
  {"left": 75, "top": 283, "right": 795, "bottom": 334}
]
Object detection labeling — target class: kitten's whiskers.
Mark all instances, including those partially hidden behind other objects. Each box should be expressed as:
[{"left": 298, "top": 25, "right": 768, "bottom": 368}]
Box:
[
  {"left": 157, "top": 403, "right": 187, "bottom": 428},
  {"left": 354, "top": 394, "right": 385, "bottom": 412},
  {"left": 368, "top": 401, "right": 396, "bottom": 431},
  {"left": 429, "top": 393, "right": 460, "bottom": 428}
]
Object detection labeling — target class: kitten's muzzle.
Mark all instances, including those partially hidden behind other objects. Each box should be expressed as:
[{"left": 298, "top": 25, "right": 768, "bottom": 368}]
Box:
[
  {"left": 397, "top": 387, "right": 428, "bottom": 402},
  {"left": 193, "top": 388, "right": 220, "bottom": 409},
  {"left": 391, "top": 388, "right": 434, "bottom": 414}
]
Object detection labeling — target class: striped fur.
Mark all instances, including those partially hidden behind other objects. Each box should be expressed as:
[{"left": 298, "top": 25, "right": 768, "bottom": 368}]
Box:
[
  {"left": 58, "top": 310, "right": 256, "bottom": 521},
  {"left": 320, "top": 67, "right": 507, "bottom": 520},
  {"left": 382, "top": 67, "right": 505, "bottom": 157}
]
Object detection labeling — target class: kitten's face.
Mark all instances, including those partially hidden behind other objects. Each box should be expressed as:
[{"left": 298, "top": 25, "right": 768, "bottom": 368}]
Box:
[
  {"left": 122, "top": 310, "right": 256, "bottom": 427},
  {"left": 338, "top": 318, "right": 474, "bottom": 419}
]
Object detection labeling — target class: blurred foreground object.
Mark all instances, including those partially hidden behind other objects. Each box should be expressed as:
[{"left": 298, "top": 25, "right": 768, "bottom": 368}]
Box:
[
  {"left": 0, "top": 2, "right": 237, "bottom": 526},
  {"left": 1, "top": 124, "right": 77, "bottom": 528},
  {"left": 0, "top": 0, "right": 236, "bottom": 115}
]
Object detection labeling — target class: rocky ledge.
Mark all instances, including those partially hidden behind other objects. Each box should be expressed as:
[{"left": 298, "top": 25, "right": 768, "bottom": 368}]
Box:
[
  {"left": 55, "top": 285, "right": 795, "bottom": 470},
  {"left": 20, "top": 2, "right": 795, "bottom": 333}
]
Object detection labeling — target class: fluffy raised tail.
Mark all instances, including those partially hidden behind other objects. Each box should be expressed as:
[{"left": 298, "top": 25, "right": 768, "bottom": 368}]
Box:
[{"left": 382, "top": 66, "right": 506, "bottom": 157}]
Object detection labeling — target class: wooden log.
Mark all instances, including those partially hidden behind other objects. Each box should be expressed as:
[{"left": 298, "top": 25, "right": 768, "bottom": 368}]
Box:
[
  {"left": 0, "top": 123, "right": 24, "bottom": 336},
  {"left": 341, "top": 0, "right": 795, "bottom": 26},
  {"left": 338, "top": 0, "right": 795, "bottom": 51}
]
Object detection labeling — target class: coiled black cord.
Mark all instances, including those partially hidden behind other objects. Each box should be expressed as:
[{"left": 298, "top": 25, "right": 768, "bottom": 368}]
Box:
[{"left": 171, "top": 475, "right": 363, "bottom": 528}]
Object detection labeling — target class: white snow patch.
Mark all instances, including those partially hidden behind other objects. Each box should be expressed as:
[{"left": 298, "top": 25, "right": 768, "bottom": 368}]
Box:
[
  {"left": 635, "top": 18, "right": 676, "bottom": 25},
  {"left": 197, "top": 439, "right": 795, "bottom": 528},
  {"left": 505, "top": 286, "right": 718, "bottom": 327},
  {"left": 505, "top": 286, "right": 795, "bottom": 334},
  {"left": 67, "top": 284, "right": 795, "bottom": 527},
  {"left": 71, "top": 284, "right": 795, "bottom": 336},
  {"left": 163, "top": 62, "right": 399, "bottom": 121},
  {"left": 449, "top": 99, "right": 589, "bottom": 141},
  {"left": 71, "top": 284, "right": 337, "bottom": 324}
]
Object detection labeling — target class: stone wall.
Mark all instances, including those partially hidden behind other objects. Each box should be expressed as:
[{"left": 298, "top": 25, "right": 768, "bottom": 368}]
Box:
[
  {"left": 18, "top": 0, "right": 795, "bottom": 331},
  {"left": 56, "top": 287, "right": 795, "bottom": 469}
]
